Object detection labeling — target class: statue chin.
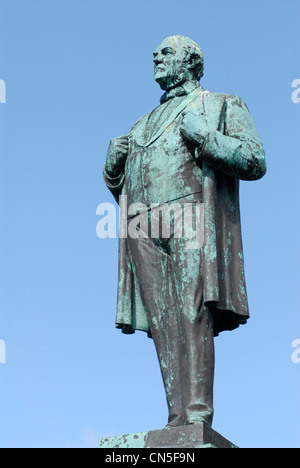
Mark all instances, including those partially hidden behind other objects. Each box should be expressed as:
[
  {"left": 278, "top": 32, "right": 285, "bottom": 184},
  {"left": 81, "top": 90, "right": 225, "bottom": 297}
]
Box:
[
  {"left": 155, "top": 71, "right": 188, "bottom": 91},
  {"left": 154, "top": 74, "right": 170, "bottom": 91}
]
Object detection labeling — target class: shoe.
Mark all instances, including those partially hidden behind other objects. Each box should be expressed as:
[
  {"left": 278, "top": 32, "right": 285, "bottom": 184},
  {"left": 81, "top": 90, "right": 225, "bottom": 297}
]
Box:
[{"left": 165, "top": 415, "right": 183, "bottom": 428}]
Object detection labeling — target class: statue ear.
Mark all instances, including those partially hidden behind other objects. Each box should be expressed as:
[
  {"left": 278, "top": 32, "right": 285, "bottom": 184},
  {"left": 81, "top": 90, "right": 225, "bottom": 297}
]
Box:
[{"left": 188, "top": 53, "right": 197, "bottom": 68}]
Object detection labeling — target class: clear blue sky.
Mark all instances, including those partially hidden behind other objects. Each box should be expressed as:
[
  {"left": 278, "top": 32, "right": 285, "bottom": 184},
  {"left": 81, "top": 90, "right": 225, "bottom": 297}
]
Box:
[{"left": 0, "top": 0, "right": 299, "bottom": 448}]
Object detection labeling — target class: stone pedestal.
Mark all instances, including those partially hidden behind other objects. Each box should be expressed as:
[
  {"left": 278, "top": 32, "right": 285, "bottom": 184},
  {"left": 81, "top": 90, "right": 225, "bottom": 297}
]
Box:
[{"left": 99, "top": 423, "right": 237, "bottom": 449}]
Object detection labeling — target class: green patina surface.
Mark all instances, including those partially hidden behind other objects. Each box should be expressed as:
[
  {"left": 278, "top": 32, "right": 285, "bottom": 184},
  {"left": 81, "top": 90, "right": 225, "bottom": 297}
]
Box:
[
  {"left": 104, "top": 50, "right": 266, "bottom": 336},
  {"left": 103, "top": 35, "right": 266, "bottom": 429},
  {"left": 99, "top": 431, "right": 148, "bottom": 449},
  {"left": 99, "top": 423, "right": 238, "bottom": 449}
]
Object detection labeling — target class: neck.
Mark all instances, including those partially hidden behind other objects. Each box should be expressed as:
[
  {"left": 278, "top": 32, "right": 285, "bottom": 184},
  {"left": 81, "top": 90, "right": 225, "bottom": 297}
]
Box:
[
  {"left": 160, "top": 80, "right": 201, "bottom": 104},
  {"left": 167, "top": 79, "right": 200, "bottom": 93}
]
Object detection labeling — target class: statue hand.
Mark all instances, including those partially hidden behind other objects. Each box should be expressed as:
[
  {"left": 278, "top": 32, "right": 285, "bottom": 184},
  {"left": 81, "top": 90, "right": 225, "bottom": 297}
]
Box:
[
  {"left": 180, "top": 112, "right": 209, "bottom": 146},
  {"left": 105, "top": 135, "right": 129, "bottom": 177}
]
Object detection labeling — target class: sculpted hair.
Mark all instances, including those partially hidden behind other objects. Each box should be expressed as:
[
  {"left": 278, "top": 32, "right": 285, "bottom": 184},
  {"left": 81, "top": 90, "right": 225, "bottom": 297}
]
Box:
[{"left": 176, "top": 35, "right": 205, "bottom": 81}]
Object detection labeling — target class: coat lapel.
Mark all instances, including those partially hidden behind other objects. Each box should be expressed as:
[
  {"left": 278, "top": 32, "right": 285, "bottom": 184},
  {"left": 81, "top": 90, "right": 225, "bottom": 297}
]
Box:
[{"left": 132, "top": 88, "right": 203, "bottom": 148}]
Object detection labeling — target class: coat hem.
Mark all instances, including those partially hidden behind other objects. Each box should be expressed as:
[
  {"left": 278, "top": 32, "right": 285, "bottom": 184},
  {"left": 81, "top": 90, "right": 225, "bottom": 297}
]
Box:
[{"left": 116, "top": 308, "right": 249, "bottom": 339}]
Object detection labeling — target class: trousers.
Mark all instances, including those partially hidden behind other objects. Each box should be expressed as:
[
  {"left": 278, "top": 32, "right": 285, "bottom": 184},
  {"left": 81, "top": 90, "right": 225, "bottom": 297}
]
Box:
[{"left": 127, "top": 200, "right": 215, "bottom": 426}]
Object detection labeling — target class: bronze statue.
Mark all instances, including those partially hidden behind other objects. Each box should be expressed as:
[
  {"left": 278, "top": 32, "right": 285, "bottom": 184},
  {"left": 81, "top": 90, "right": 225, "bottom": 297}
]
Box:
[{"left": 103, "top": 35, "right": 266, "bottom": 428}]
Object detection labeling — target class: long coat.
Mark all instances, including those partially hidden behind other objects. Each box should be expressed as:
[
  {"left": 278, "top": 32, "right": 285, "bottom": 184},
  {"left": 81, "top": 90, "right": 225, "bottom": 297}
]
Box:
[{"left": 104, "top": 88, "right": 266, "bottom": 337}]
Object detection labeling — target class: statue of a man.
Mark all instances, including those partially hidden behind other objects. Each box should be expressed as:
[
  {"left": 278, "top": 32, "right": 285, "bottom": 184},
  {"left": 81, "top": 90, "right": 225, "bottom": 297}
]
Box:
[{"left": 103, "top": 35, "right": 266, "bottom": 428}]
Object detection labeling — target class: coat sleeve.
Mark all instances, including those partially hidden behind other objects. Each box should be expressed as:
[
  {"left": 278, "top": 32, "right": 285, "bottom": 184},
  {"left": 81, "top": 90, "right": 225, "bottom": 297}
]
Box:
[{"left": 198, "top": 95, "right": 266, "bottom": 180}]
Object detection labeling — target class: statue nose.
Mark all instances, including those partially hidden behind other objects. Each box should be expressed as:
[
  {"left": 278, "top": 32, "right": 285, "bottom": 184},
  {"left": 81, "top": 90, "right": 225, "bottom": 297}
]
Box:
[{"left": 153, "top": 53, "right": 163, "bottom": 65}]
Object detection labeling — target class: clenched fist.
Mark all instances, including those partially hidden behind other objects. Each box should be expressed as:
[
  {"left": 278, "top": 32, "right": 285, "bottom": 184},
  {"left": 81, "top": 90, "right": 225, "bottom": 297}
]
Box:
[
  {"left": 105, "top": 135, "right": 129, "bottom": 177},
  {"left": 180, "top": 111, "right": 209, "bottom": 147}
]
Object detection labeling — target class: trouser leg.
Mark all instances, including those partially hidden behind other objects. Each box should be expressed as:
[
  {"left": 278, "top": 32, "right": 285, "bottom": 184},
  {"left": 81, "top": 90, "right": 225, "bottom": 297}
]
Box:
[
  {"left": 127, "top": 223, "right": 183, "bottom": 425},
  {"left": 167, "top": 204, "right": 214, "bottom": 426},
  {"left": 167, "top": 235, "right": 214, "bottom": 426},
  {"left": 177, "top": 301, "right": 215, "bottom": 425},
  {"left": 127, "top": 203, "right": 214, "bottom": 427}
]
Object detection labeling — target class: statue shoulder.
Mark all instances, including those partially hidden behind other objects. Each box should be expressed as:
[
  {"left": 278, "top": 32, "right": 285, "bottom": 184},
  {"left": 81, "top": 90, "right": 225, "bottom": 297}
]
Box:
[
  {"left": 129, "top": 105, "right": 157, "bottom": 133},
  {"left": 129, "top": 114, "right": 146, "bottom": 133},
  {"left": 202, "top": 90, "right": 245, "bottom": 102},
  {"left": 202, "top": 91, "right": 250, "bottom": 113}
]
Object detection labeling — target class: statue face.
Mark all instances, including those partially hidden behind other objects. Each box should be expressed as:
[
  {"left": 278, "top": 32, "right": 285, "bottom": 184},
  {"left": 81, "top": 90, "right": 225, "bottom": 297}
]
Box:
[{"left": 153, "top": 36, "right": 191, "bottom": 91}]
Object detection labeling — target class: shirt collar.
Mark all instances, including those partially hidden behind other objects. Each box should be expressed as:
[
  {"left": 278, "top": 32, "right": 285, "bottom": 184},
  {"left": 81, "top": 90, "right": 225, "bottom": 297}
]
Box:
[{"left": 160, "top": 80, "right": 202, "bottom": 104}]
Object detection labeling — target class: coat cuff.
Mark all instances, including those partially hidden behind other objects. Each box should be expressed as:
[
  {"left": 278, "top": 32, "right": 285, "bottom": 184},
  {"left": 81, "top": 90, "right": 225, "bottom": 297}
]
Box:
[{"left": 103, "top": 167, "right": 124, "bottom": 189}]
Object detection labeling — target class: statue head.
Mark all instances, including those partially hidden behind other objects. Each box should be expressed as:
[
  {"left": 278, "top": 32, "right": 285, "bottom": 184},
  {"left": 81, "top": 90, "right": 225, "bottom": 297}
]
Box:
[{"left": 153, "top": 35, "right": 204, "bottom": 91}]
